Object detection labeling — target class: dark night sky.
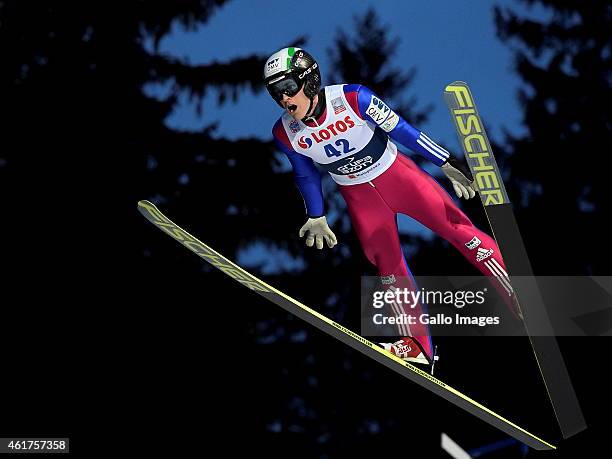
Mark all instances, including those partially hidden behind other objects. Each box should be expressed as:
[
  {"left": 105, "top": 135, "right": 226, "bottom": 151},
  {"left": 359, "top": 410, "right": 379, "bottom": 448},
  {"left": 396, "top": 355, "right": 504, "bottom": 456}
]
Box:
[
  {"left": 142, "top": 0, "right": 550, "bottom": 263},
  {"left": 146, "top": 0, "right": 548, "bottom": 144}
]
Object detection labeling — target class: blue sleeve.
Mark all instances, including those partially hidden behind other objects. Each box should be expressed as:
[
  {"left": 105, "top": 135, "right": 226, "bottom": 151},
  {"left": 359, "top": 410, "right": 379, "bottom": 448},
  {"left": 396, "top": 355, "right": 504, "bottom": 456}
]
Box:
[
  {"left": 354, "top": 85, "right": 450, "bottom": 166},
  {"left": 273, "top": 136, "right": 325, "bottom": 218}
]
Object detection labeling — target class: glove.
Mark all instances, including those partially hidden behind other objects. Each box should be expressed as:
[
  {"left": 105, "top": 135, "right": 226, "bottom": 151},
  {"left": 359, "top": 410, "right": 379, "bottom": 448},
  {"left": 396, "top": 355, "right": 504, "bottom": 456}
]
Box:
[
  {"left": 441, "top": 158, "right": 477, "bottom": 199},
  {"left": 299, "top": 216, "right": 338, "bottom": 249}
]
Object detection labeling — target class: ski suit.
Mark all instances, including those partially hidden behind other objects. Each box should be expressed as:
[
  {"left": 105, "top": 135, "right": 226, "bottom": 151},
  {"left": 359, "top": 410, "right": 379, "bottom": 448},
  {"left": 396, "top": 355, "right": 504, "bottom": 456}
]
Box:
[{"left": 272, "top": 84, "right": 512, "bottom": 358}]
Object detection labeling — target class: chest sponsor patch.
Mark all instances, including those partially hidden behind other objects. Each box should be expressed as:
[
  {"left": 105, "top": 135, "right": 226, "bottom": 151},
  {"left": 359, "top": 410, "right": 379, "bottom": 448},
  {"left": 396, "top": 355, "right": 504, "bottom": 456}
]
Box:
[
  {"left": 296, "top": 115, "right": 356, "bottom": 147},
  {"left": 336, "top": 155, "right": 374, "bottom": 174}
]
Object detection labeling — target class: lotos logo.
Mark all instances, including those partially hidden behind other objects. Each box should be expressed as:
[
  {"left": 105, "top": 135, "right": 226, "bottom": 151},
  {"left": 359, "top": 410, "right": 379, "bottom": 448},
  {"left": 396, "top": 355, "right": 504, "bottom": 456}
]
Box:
[
  {"left": 300, "top": 115, "right": 356, "bottom": 146},
  {"left": 298, "top": 136, "right": 313, "bottom": 149}
]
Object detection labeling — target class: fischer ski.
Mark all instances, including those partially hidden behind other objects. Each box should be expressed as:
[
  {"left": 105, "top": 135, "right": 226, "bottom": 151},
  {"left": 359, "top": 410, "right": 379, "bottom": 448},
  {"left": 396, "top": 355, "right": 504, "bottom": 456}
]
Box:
[
  {"left": 138, "top": 199, "right": 555, "bottom": 451},
  {"left": 443, "top": 81, "right": 586, "bottom": 438}
]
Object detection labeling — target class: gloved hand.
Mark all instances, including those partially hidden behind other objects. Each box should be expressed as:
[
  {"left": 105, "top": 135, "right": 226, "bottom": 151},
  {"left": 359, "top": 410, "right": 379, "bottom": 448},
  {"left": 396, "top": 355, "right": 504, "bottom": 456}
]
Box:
[
  {"left": 299, "top": 216, "right": 338, "bottom": 249},
  {"left": 441, "top": 158, "right": 477, "bottom": 199}
]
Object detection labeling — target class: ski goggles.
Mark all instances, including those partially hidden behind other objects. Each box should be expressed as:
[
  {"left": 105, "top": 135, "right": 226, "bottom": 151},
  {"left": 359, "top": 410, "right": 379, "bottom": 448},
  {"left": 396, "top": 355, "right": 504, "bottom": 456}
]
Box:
[{"left": 266, "top": 74, "right": 303, "bottom": 102}]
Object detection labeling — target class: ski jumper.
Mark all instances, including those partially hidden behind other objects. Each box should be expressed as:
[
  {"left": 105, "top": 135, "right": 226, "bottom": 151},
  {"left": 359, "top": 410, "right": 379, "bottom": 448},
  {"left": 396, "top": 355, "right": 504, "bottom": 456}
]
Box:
[{"left": 272, "top": 84, "right": 512, "bottom": 359}]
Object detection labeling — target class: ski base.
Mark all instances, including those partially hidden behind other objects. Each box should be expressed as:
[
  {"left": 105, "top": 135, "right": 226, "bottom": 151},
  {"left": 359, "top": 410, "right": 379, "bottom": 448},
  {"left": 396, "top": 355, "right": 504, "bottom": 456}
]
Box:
[
  {"left": 138, "top": 200, "right": 555, "bottom": 451},
  {"left": 444, "top": 81, "right": 586, "bottom": 439}
]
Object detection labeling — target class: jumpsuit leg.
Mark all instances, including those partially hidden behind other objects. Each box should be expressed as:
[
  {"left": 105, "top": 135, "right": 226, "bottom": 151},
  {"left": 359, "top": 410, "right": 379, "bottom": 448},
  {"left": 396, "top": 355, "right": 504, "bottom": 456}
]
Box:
[
  {"left": 340, "top": 181, "right": 434, "bottom": 358},
  {"left": 375, "top": 154, "right": 514, "bottom": 304}
]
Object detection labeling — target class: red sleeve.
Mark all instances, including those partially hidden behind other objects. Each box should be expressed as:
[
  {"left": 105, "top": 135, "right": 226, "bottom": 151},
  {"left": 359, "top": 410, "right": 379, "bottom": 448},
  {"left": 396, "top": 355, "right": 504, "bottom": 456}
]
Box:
[{"left": 342, "top": 84, "right": 364, "bottom": 118}]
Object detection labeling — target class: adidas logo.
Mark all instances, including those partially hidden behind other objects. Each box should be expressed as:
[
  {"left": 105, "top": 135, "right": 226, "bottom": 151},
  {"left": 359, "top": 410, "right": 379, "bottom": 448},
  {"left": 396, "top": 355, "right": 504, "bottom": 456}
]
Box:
[
  {"left": 465, "top": 236, "right": 482, "bottom": 250},
  {"left": 476, "top": 247, "right": 494, "bottom": 262}
]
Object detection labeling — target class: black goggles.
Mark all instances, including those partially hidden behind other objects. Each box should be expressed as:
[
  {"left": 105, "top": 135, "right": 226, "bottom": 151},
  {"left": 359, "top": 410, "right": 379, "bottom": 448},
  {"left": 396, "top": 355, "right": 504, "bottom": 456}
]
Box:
[{"left": 266, "top": 74, "right": 303, "bottom": 101}]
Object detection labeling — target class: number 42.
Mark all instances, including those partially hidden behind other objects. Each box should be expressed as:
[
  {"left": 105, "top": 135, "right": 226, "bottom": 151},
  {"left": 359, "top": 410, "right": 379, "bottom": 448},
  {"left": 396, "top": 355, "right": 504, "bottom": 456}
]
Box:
[{"left": 324, "top": 139, "right": 355, "bottom": 158}]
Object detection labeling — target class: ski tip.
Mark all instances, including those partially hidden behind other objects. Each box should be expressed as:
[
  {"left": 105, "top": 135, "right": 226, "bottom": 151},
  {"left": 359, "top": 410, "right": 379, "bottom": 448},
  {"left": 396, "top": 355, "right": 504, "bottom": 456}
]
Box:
[
  {"left": 444, "top": 81, "right": 468, "bottom": 91},
  {"left": 137, "top": 200, "right": 157, "bottom": 219},
  {"left": 138, "top": 200, "right": 157, "bottom": 212}
]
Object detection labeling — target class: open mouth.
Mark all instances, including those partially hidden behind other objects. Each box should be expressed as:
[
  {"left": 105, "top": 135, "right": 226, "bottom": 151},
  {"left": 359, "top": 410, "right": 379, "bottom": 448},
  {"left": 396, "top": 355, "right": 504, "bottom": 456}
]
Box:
[{"left": 287, "top": 104, "right": 298, "bottom": 114}]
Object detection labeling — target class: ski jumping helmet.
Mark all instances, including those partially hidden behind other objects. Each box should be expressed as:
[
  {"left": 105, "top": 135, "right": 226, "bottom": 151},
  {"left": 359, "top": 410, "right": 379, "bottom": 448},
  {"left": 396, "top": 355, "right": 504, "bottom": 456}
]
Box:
[{"left": 263, "top": 47, "right": 321, "bottom": 108}]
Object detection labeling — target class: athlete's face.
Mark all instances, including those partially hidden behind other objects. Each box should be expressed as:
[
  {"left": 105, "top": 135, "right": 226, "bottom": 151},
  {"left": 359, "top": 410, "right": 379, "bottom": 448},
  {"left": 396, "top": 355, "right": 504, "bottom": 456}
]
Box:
[{"left": 281, "top": 87, "right": 316, "bottom": 120}]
